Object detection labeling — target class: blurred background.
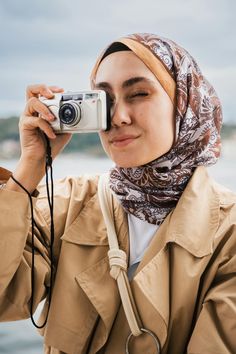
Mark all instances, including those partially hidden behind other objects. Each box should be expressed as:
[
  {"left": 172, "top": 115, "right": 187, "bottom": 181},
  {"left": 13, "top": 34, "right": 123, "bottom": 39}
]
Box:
[{"left": 0, "top": 0, "right": 235, "bottom": 353}]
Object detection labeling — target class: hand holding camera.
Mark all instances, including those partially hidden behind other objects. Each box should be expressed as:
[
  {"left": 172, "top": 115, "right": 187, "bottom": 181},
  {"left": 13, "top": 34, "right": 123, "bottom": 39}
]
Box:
[
  {"left": 19, "top": 85, "right": 110, "bottom": 165},
  {"left": 5, "top": 84, "right": 72, "bottom": 194},
  {"left": 6, "top": 84, "right": 111, "bottom": 194},
  {"left": 19, "top": 84, "right": 72, "bottom": 164}
]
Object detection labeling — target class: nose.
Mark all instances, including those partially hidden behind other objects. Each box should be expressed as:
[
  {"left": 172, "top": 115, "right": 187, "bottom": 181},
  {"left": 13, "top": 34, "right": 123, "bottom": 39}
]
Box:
[{"left": 111, "top": 101, "right": 132, "bottom": 128}]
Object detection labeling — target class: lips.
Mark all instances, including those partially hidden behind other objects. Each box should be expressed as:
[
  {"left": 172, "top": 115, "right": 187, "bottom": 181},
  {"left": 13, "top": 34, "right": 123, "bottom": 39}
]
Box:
[{"left": 109, "top": 134, "right": 139, "bottom": 147}]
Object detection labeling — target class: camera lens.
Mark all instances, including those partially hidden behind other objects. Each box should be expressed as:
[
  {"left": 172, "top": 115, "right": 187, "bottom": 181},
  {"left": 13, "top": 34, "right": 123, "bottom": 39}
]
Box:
[{"left": 59, "top": 102, "right": 81, "bottom": 126}]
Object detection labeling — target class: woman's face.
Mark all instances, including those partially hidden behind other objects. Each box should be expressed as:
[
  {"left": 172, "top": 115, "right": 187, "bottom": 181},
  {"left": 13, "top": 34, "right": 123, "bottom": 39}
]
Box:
[{"left": 95, "top": 51, "right": 175, "bottom": 167}]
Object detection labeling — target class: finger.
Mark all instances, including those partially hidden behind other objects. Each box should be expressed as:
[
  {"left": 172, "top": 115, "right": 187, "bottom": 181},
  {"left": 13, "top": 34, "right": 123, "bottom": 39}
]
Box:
[
  {"left": 48, "top": 85, "right": 64, "bottom": 93},
  {"left": 38, "top": 85, "right": 64, "bottom": 99},
  {"left": 21, "top": 116, "right": 56, "bottom": 139},
  {"left": 25, "top": 97, "right": 55, "bottom": 121},
  {"left": 26, "top": 84, "right": 64, "bottom": 100}
]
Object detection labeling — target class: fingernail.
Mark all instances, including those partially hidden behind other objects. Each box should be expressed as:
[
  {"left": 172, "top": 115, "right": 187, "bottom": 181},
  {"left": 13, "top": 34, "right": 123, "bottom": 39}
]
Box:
[{"left": 46, "top": 89, "right": 54, "bottom": 96}]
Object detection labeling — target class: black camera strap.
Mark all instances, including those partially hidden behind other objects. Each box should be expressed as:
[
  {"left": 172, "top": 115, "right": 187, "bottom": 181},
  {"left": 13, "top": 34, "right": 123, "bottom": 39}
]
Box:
[{"left": 10, "top": 134, "right": 54, "bottom": 329}]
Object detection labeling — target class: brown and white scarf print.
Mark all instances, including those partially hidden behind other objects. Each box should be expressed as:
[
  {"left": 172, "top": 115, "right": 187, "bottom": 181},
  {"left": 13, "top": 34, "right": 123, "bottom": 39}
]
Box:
[{"left": 93, "top": 33, "right": 223, "bottom": 225}]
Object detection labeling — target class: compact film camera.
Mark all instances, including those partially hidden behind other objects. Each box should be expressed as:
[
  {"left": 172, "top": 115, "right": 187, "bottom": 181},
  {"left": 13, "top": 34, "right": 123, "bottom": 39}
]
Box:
[{"left": 40, "top": 90, "right": 111, "bottom": 133}]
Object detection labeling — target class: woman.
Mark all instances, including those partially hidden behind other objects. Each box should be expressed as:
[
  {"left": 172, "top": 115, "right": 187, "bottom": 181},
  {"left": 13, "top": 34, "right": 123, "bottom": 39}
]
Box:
[{"left": 0, "top": 33, "right": 235, "bottom": 353}]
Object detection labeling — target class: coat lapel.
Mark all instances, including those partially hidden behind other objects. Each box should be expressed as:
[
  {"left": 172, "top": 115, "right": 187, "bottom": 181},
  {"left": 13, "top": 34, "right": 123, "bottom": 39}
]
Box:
[
  {"left": 132, "top": 247, "right": 170, "bottom": 349},
  {"left": 73, "top": 191, "right": 129, "bottom": 352},
  {"left": 130, "top": 167, "right": 220, "bottom": 350},
  {"left": 134, "top": 166, "right": 220, "bottom": 273},
  {"left": 75, "top": 257, "right": 120, "bottom": 351}
]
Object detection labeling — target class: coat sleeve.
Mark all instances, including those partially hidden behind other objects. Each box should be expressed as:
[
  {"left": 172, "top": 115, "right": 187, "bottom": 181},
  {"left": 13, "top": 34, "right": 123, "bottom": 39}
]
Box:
[
  {"left": 187, "top": 227, "right": 236, "bottom": 353},
  {"left": 0, "top": 172, "right": 98, "bottom": 322},
  {"left": 0, "top": 187, "right": 51, "bottom": 321}
]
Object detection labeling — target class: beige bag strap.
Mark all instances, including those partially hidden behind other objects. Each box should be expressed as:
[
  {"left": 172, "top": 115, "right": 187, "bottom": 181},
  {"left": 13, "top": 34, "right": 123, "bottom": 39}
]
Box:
[{"left": 98, "top": 173, "right": 142, "bottom": 337}]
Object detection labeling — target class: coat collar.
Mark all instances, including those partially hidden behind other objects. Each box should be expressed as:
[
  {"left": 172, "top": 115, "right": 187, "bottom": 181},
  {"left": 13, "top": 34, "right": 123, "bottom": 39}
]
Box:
[
  {"left": 133, "top": 166, "right": 220, "bottom": 277},
  {"left": 65, "top": 166, "right": 220, "bottom": 258},
  {"left": 61, "top": 188, "right": 129, "bottom": 251},
  {"left": 166, "top": 166, "right": 220, "bottom": 257},
  {"left": 61, "top": 193, "right": 109, "bottom": 246}
]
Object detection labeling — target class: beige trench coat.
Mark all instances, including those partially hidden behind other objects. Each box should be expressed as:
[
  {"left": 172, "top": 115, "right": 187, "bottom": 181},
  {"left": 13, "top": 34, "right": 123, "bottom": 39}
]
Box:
[{"left": 0, "top": 166, "right": 235, "bottom": 354}]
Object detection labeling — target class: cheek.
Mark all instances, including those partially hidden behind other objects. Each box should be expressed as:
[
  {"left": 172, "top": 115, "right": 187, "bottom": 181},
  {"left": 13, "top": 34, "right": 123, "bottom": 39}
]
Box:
[{"left": 142, "top": 104, "right": 175, "bottom": 151}]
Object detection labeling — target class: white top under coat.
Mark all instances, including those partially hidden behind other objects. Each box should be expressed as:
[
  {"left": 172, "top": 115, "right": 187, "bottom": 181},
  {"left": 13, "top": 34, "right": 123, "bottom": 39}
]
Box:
[{"left": 128, "top": 213, "right": 159, "bottom": 267}]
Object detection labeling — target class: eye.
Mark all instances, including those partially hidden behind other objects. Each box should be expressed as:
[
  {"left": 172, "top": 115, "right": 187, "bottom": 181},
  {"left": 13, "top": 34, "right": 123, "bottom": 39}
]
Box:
[{"left": 129, "top": 91, "right": 149, "bottom": 99}]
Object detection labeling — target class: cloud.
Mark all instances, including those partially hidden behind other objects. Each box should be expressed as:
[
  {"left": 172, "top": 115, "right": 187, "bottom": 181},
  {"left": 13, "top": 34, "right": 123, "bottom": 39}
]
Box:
[
  {"left": 1, "top": 0, "right": 234, "bottom": 60},
  {"left": 0, "top": 0, "right": 235, "bottom": 121},
  {"left": 0, "top": 0, "right": 69, "bottom": 20}
]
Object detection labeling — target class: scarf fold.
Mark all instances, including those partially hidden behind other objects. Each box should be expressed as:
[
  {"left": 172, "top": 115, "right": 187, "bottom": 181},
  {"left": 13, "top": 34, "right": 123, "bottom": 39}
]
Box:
[{"left": 93, "top": 33, "right": 223, "bottom": 225}]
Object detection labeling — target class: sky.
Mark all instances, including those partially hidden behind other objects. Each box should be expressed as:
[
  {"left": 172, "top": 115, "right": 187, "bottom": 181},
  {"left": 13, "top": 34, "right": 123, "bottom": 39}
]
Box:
[{"left": 0, "top": 0, "right": 235, "bottom": 123}]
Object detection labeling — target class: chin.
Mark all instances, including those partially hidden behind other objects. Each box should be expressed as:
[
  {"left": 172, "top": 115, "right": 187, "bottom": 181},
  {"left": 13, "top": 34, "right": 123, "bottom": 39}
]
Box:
[
  {"left": 113, "top": 158, "right": 149, "bottom": 168},
  {"left": 110, "top": 158, "right": 136, "bottom": 168},
  {"left": 116, "top": 163, "right": 137, "bottom": 168},
  {"left": 105, "top": 150, "right": 154, "bottom": 168}
]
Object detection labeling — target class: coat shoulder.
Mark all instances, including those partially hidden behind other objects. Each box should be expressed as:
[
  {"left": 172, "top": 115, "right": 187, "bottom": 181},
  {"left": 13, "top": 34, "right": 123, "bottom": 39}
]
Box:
[
  {"left": 37, "top": 173, "right": 100, "bottom": 204},
  {"left": 210, "top": 179, "right": 236, "bottom": 259},
  {"left": 212, "top": 180, "right": 236, "bottom": 222},
  {"left": 35, "top": 174, "right": 100, "bottom": 233}
]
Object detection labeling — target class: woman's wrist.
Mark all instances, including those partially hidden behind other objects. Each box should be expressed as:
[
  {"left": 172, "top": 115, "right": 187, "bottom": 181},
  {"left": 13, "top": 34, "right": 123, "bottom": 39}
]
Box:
[{"left": 5, "top": 158, "right": 45, "bottom": 194}]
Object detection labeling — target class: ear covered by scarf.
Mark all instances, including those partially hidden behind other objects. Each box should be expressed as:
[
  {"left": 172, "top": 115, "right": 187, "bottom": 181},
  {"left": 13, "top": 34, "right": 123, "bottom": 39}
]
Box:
[{"left": 91, "top": 33, "right": 223, "bottom": 225}]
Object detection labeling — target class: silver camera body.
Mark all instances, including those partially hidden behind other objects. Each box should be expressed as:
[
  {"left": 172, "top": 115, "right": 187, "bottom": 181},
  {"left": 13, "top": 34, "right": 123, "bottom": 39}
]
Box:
[{"left": 40, "top": 90, "right": 110, "bottom": 133}]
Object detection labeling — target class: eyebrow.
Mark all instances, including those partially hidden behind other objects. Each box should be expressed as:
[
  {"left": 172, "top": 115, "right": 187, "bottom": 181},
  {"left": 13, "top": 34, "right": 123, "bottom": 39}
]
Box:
[{"left": 94, "top": 76, "right": 155, "bottom": 90}]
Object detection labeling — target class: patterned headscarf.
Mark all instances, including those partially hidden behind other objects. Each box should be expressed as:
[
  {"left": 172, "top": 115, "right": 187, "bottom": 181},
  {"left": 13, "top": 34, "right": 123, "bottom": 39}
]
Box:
[{"left": 91, "top": 33, "right": 223, "bottom": 225}]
